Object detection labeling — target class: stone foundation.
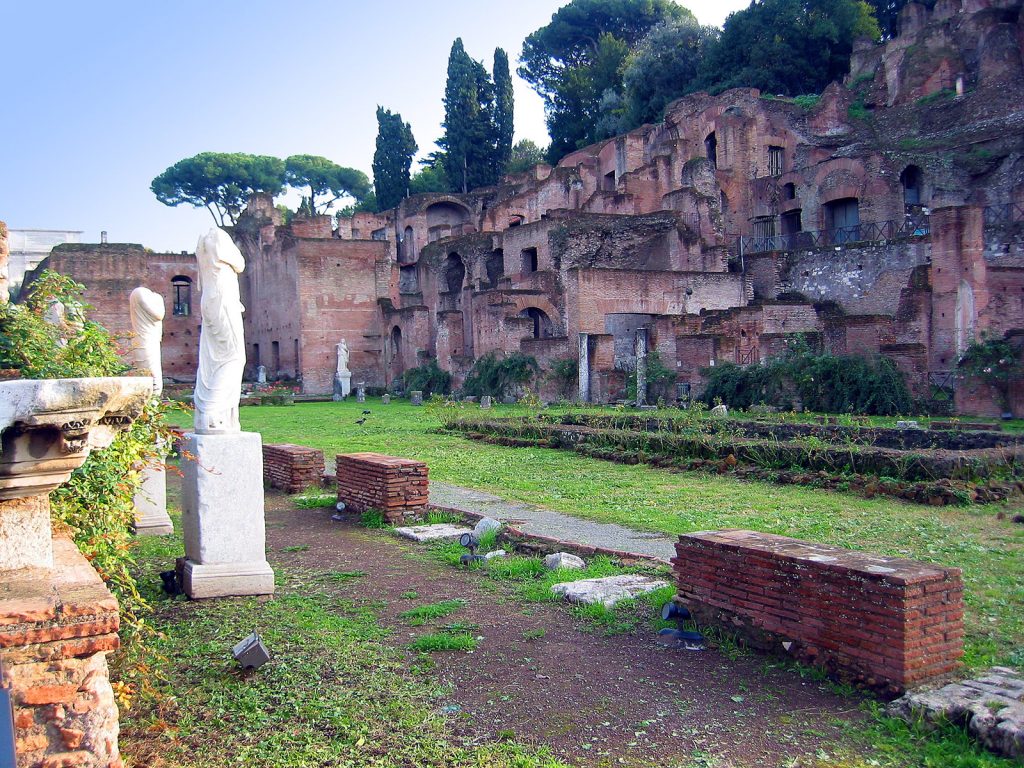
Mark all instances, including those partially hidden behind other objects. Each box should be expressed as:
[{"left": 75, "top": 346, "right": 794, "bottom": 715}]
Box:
[
  {"left": 262, "top": 444, "right": 325, "bottom": 494},
  {"left": 335, "top": 453, "right": 428, "bottom": 524},
  {"left": 673, "top": 529, "right": 964, "bottom": 695},
  {"left": 2, "top": 537, "right": 121, "bottom": 768}
]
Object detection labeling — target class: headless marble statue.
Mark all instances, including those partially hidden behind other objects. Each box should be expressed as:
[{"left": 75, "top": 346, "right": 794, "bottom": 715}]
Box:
[
  {"left": 129, "top": 287, "right": 165, "bottom": 395},
  {"left": 193, "top": 228, "right": 246, "bottom": 433}
]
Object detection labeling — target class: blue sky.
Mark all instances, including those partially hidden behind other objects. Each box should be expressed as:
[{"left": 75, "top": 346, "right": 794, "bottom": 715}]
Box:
[{"left": 1, "top": 0, "right": 747, "bottom": 252}]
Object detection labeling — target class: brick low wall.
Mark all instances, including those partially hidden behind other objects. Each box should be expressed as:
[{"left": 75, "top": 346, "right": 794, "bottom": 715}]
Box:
[
  {"left": 263, "top": 444, "right": 325, "bottom": 493},
  {"left": 336, "top": 453, "right": 428, "bottom": 524},
  {"left": 3, "top": 537, "right": 122, "bottom": 767},
  {"left": 673, "top": 530, "right": 963, "bottom": 694}
]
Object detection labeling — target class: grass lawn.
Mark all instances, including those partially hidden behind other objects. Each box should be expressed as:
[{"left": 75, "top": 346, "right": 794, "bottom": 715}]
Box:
[{"left": 206, "top": 399, "right": 1024, "bottom": 671}]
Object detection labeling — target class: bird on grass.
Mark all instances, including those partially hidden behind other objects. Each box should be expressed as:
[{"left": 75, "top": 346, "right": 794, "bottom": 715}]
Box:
[
  {"left": 362, "top": 410, "right": 371, "bottom": 415},
  {"left": 355, "top": 418, "right": 367, "bottom": 426}
]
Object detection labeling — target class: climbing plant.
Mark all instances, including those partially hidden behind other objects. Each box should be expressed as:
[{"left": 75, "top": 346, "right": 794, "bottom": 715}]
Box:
[
  {"left": 462, "top": 352, "right": 539, "bottom": 398},
  {"left": 957, "top": 335, "right": 1023, "bottom": 413}
]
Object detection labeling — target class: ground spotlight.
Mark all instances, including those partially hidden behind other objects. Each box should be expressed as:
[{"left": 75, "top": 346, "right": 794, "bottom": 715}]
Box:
[{"left": 232, "top": 632, "right": 271, "bottom": 669}]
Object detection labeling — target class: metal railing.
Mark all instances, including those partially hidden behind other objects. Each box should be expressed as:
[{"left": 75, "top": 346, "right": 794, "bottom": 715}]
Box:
[
  {"left": 737, "top": 348, "right": 759, "bottom": 366},
  {"left": 740, "top": 215, "right": 930, "bottom": 255},
  {"left": 983, "top": 202, "right": 1024, "bottom": 227}
]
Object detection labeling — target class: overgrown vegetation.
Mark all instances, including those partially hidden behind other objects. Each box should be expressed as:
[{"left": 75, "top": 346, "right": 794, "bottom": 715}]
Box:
[
  {"left": 401, "top": 358, "right": 452, "bottom": 397},
  {"left": 957, "top": 335, "right": 1023, "bottom": 414},
  {"left": 0, "top": 271, "right": 169, "bottom": 633},
  {"left": 701, "top": 338, "right": 912, "bottom": 415},
  {"left": 462, "top": 352, "right": 539, "bottom": 398}
]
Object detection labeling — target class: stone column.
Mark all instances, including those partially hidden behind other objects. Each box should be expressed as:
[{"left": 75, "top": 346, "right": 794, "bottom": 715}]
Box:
[
  {"left": 133, "top": 440, "right": 173, "bottom": 536},
  {"left": 635, "top": 328, "right": 648, "bottom": 407},
  {"left": 578, "top": 333, "right": 591, "bottom": 403}
]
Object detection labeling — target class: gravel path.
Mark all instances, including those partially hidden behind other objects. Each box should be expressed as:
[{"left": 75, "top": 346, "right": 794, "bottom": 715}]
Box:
[{"left": 430, "top": 481, "right": 677, "bottom": 561}]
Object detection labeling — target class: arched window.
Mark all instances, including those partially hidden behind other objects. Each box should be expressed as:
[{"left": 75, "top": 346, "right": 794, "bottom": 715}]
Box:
[
  {"left": 172, "top": 276, "right": 192, "bottom": 316},
  {"left": 486, "top": 250, "right": 504, "bottom": 286},
  {"left": 444, "top": 253, "right": 465, "bottom": 293},
  {"left": 521, "top": 247, "right": 539, "bottom": 273},
  {"left": 705, "top": 132, "right": 718, "bottom": 168},
  {"left": 519, "top": 307, "right": 554, "bottom": 339},
  {"left": 783, "top": 182, "right": 796, "bottom": 200},
  {"left": 401, "top": 226, "right": 415, "bottom": 264}
]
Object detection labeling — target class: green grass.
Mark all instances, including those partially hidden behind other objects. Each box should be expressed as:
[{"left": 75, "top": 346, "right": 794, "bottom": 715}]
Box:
[
  {"left": 122, "top": 527, "right": 564, "bottom": 768},
  {"left": 409, "top": 632, "right": 478, "bottom": 653},
  {"left": 397, "top": 599, "right": 467, "bottom": 626},
  {"left": 234, "top": 399, "right": 1023, "bottom": 669},
  {"left": 291, "top": 488, "right": 337, "bottom": 509}
]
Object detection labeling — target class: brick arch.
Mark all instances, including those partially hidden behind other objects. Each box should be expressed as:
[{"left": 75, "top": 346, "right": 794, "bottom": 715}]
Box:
[{"left": 508, "top": 295, "right": 562, "bottom": 331}]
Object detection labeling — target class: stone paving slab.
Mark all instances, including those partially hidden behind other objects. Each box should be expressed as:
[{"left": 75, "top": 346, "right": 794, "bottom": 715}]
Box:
[
  {"left": 551, "top": 574, "right": 670, "bottom": 609},
  {"left": 393, "top": 524, "right": 472, "bottom": 543},
  {"left": 429, "top": 482, "right": 675, "bottom": 562},
  {"left": 889, "top": 666, "right": 1024, "bottom": 760}
]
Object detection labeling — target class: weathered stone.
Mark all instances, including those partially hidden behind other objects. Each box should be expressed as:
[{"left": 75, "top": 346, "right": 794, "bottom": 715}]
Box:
[
  {"left": 356, "top": 385, "right": 366, "bottom": 403},
  {"left": 180, "top": 431, "right": 274, "bottom": 599},
  {"left": 896, "top": 420, "right": 921, "bottom": 429},
  {"left": 381, "top": 394, "right": 390, "bottom": 405},
  {"left": 551, "top": 574, "right": 669, "bottom": 608},
  {"left": 393, "top": 523, "right": 473, "bottom": 543},
  {"left": 544, "top": 552, "right": 585, "bottom": 570},
  {"left": 473, "top": 517, "right": 502, "bottom": 537},
  {"left": 483, "top": 549, "right": 508, "bottom": 561},
  {"left": 710, "top": 404, "right": 728, "bottom": 418},
  {"left": 410, "top": 391, "right": 423, "bottom": 406},
  {"left": 889, "top": 667, "right": 1024, "bottom": 760},
  {"left": 480, "top": 396, "right": 492, "bottom": 409},
  {"left": 133, "top": 463, "right": 173, "bottom": 536}
]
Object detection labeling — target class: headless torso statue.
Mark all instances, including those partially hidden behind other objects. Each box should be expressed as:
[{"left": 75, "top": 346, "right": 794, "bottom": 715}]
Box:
[{"left": 193, "top": 228, "right": 246, "bottom": 433}]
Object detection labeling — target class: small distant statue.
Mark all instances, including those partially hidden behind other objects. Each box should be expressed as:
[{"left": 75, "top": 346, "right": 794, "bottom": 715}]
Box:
[
  {"left": 129, "top": 287, "right": 165, "bottom": 396},
  {"left": 336, "top": 340, "right": 351, "bottom": 377},
  {"left": 193, "top": 228, "right": 246, "bottom": 433}
]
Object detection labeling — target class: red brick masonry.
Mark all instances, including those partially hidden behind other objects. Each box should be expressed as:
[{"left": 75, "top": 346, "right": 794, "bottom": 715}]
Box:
[
  {"left": 673, "top": 530, "right": 963, "bottom": 694},
  {"left": 263, "top": 443, "right": 325, "bottom": 494},
  {"left": 336, "top": 453, "right": 429, "bottom": 524},
  {"left": 1, "top": 537, "right": 122, "bottom": 767}
]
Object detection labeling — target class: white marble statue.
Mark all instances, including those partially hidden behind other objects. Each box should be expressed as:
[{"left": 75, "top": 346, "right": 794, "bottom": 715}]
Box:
[
  {"left": 336, "top": 340, "right": 351, "bottom": 377},
  {"left": 129, "top": 287, "right": 165, "bottom": 396},
  {"left": 193, "top": 228, "right": 246, "bottom": 433}
]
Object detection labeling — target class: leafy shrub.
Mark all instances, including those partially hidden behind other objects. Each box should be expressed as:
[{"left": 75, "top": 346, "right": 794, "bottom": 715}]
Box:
[
  {"left": 701, "top": 337, "right": 912, "bottom": 416},
  {"left": 547, "top": 356, "right": 578, "bottom": 398},
  {"left": 402, "top": 359, "right": 451, "bottom": 396},
  {"left": 957, "top": 335, "right": 1023, "bottom": 412},
  {"left": 0, "top": 271, "right": 170, "bottom": 630},
  {"left": 462, "top": 352, "right": 539, "bottom": 398}
]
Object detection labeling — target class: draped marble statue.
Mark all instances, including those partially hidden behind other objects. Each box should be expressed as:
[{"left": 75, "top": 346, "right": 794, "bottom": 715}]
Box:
[
  {"left": 334, "top": 339, "right": 352, "bottom": 400},
  {"left": 129, "top": 287, "right": 165, "bottom": 395},
  {"left": 193, "top": 228, "right": 246, "bottom": 433}
]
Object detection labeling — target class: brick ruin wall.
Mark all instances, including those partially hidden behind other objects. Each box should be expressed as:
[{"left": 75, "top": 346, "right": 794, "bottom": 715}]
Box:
[
  {"left": 262, "top": 443, "right": 325, "bottom": 494},
  {"left": 335, "top": 453, "right": 428, "bottom": 525},
  {"left": 673, "top": 529, "right": 964, "bottom": 695},
  {"left": 3, "top": 537, "right": 122, "bottom": 768}
]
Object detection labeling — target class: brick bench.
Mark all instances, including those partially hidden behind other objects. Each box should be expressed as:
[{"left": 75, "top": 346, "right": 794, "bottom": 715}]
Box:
[
  {"left": 263, "top": 443, "right": 325, "bottom": 493},
  {"left": 336, "top": 453, "right": 429, "bottom": 524},
  {"left": 673, "top": 530, "right": 963, "bottom": 694}
]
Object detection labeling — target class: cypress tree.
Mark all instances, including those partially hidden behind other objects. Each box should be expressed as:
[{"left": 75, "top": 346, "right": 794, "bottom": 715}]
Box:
[
  {"left": 372, "top": 107, "right": 418, "bottom": 211},
  {"left": 440, "top": 38, "right": 500, "bottom": 193},
  {"left": 493, "top": 48, "right": 515, "bottom": 175}
]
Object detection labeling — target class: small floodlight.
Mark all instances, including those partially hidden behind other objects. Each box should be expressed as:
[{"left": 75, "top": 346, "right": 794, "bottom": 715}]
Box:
[{"left": 232, "top": 632, "right": 271, "bottom": 669}]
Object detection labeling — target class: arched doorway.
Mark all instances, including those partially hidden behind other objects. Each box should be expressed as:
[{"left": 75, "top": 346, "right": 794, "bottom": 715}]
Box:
[
  {"left": 519, "top": 307, "right": 554, "bottom": 339},
  {"left": 390, "top": 326, "right": 405, "bottom": 383}
]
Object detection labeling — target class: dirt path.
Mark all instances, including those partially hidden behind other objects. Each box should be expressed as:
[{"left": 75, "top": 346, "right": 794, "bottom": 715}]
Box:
[{"left": 263, "top": 491, "right": 867, "bottom": 767}]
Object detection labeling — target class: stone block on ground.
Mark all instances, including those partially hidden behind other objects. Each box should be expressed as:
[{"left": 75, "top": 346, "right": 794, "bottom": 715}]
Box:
[
  {"left": 336, "top": 452, "right": 429, "bottom": 525},
  {"left": 181, "top": 432, "right": 275, "bottom": 599},
  {"left": 710, "top": 404, "right": 728, "bottom": 418},
  {"left": 263, "top": 443, "right": 326, "bottom": 494},
  {"left": 410, "top": 391, "right": 423, "bottom": 405},
  {"left": 393, "top": 523, "right": 473, "bottom": 543},
  {"left": 480, "top": 396, "right": 492, "bottom": 409},
  {"left": 551, "top": 574, "right": 669, "bottom": 608},
  {"left": 484, "top": 549, "right": 508, "bottom": 561},
  {"left": 473, "top": 517, "right": 502, "bottom": 537},
  {"left": 544, "top": 552, "right": 585, "bottom": 570},
  {"left": 888, "top": 667, "right": 1024, "bottom": 760},
  {"left": 134, "top": 463, "right": 174, "bottom": 536}
]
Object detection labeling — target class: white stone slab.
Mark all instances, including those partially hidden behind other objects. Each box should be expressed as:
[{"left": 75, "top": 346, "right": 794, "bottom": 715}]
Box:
[
  {"left": 180, "top": 431, "right": 274, "bottom": 598},
  {"left": 544, "top": 552, "right": 585, "bottom": 570},
  {"left": 551, "top": 574, "right": 670, "bottom": 608},
  {"left": 393, "top": 524, "right": 472, "bottom": 543},
  {"left": 134, "top": 463, "right": 174, "bottom": 536}
]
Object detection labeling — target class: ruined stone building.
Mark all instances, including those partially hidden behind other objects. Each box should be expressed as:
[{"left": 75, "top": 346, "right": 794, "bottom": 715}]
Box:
[{"left": 30, "top": 0, "right": 1024, "bottom": 414}]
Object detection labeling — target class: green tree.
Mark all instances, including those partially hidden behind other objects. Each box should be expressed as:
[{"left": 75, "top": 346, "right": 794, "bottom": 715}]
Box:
[
  {"left": 409, "top": 153, "right": 452, "bottom": 195},
  {"left": 151, "top": 152, "right": 285, "bottom": 226},
  {"left": 623, "top": 19, "right": 720, "bottom": 126},
  {"left": 697, "top": 0, "right": 880, "bottom": 97},
  {"left": 518, "top": 0, "right": 690, "bottom": 160},
  {"left": 493, "top": 48, "right": 516, "bottom": 172},
  {"left": 284, "top": 155, "right": 371, "bottom": 215},
  {"left": 439, "top": 39, "right": 501, "bottom": 193},
  {"left": 957, "top": 335, "right": 1024, "bottom": 414},
  {"left": 866, "top": 0, "right": 935, "bottom": 38},
  {"left": 372, "top": 107, "right": 418, "bottom": 211},
  {"left": 505, "top": 139, "right": 548, "bottom": 175}
]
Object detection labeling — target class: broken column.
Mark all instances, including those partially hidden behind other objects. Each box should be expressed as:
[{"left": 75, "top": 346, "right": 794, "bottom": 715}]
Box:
[
  {"left": 180, "top": 229, "right": 274, "bottom": 599},
  {"left": 635, "top": 328, "right": 648, "bottom": 407},
  {"left": 0, "top": 376, "right": 152, "bottom": 768},
  {"left": 578, "top": 333, "right": 591, "bottom": 403}
]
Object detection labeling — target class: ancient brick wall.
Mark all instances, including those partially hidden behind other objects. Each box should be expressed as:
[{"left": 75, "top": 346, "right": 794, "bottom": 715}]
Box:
[
  {"left": 32, "top": 246, "right": 200, "bottom": 382},
  {"left": 4, "top": 538, "right": 122, "bottom": 767},
  {"left": 673, "top": 529, "right": 964, "bottom": 694},
  {"left": 262, "top": 444, "right": 325, "bottom": 493},
  {"left": 335, "top": 453, "right": 428, "bottom": 524}
]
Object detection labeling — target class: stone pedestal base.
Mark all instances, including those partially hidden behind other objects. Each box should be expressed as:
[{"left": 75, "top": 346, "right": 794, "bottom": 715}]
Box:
[
  {"left": 0, "top": 494, "right": 53, "bottom": 570},
  {"left": 333, "top": 373, "right": 352, "bottom": 401},
  {"left": 2, "top": 537, "right": 121, "bottom": 768},
  {"left": 181, "top": 432, "right": 274, "bottom": 599},
  {"left": 133, "top": 463, "right": 174, "bottom": 536}
]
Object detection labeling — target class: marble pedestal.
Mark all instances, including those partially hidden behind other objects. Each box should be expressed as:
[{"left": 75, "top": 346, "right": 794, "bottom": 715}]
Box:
[
  {"left": 181, "top": 431, "right": 274, "bottom": 599},
  {"left": 333, "top": 373, "right": 352, "bottom": 401},
  {"left": 133, "top": 458, "right": 174, "bottom": 536}
]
